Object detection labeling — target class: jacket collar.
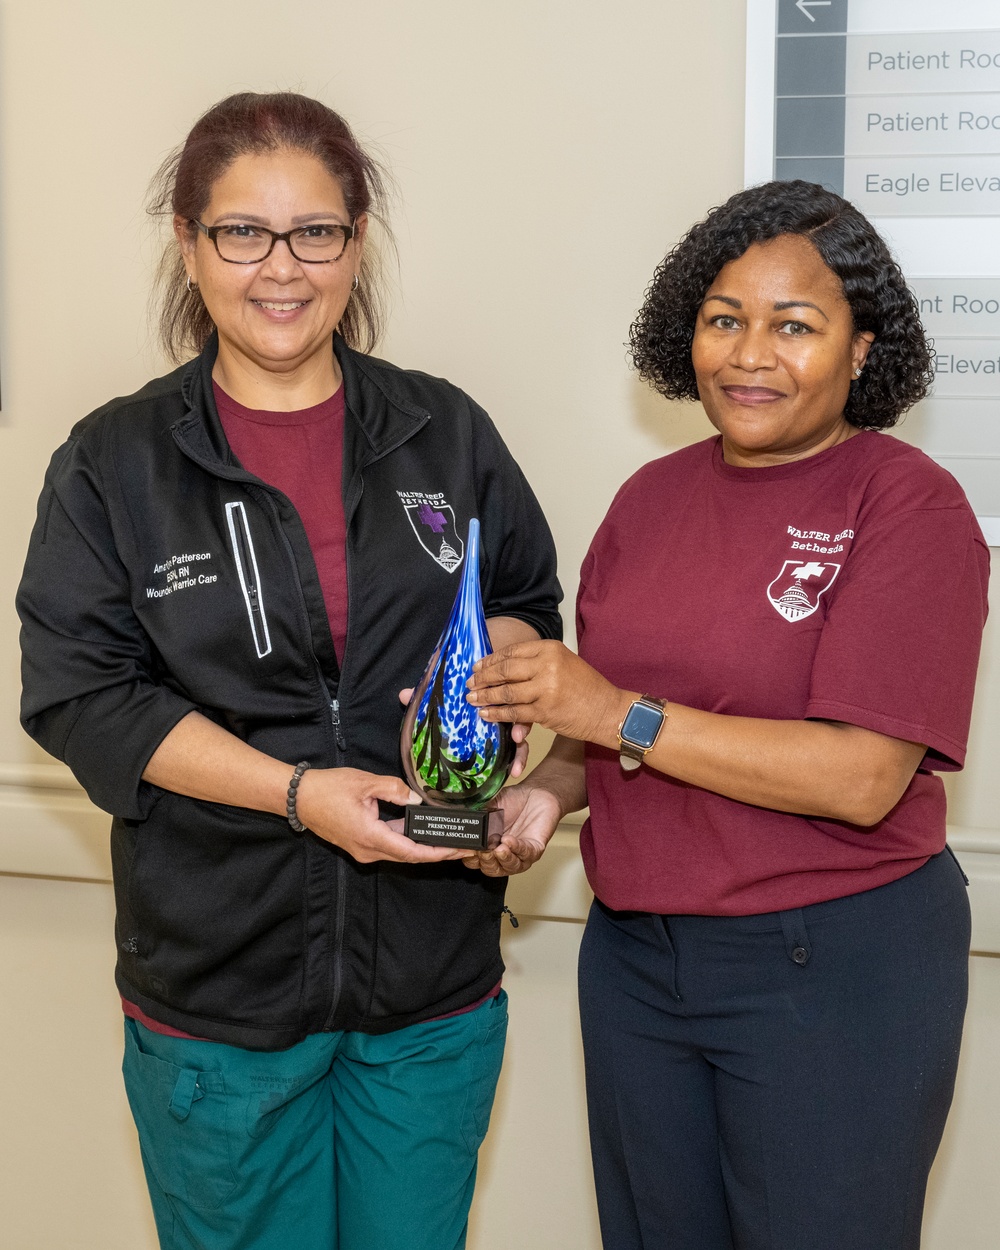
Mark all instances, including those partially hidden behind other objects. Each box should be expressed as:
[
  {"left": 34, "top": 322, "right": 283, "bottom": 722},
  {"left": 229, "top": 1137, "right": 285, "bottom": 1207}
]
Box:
[
  {"left": 174, "top": 332, "right": 429, "bottom": 474},
  {"left": 176, "top": 332, "right": 232, "bottom": 469},
  {"left": 334, "top": 335, "right": 430, "bottom": 458}
]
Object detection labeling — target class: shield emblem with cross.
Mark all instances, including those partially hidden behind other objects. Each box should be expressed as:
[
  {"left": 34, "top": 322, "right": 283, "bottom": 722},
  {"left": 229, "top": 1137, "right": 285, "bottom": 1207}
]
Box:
[
  {"left": 766, "top": 560, "right": 841, "bottom": 622},
  {"left": 399, "top": 493, "right": 465, "bottom": 573}
]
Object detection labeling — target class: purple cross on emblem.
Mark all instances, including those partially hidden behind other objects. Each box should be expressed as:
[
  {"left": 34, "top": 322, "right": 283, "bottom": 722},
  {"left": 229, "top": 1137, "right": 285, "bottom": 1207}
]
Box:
[{"left": 417, "top": 502, "right": 448, "bottom": 533}]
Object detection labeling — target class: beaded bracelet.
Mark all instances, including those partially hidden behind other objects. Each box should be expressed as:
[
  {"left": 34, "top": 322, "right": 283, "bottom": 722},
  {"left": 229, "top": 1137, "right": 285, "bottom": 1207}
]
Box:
[{"left": 287, "top": 761, "right": 311, "bottom": 832}]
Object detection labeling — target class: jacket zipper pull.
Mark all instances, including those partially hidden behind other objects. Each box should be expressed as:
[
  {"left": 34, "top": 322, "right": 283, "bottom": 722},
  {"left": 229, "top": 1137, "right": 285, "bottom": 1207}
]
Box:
[
  {"left": 502, "top": 905, "right": 520, "bottom": 929},
  {"left": 330, "top": 699, "right": 347, "bottom": 751}
]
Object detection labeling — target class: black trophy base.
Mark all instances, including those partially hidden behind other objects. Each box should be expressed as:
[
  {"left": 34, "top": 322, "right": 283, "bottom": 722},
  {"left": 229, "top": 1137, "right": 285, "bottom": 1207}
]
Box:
[{"left": 404, "top": 804, "right": 502, "bottom": 850}]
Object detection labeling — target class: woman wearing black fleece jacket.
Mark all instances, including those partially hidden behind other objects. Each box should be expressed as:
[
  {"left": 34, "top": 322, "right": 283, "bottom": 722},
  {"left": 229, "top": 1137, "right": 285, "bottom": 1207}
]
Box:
[{"left": 17, "top": 93, "right": 561, "bottom": 1250}]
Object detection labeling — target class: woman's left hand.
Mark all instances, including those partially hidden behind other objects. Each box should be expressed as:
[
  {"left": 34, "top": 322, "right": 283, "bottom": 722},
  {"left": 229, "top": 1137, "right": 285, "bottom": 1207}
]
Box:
[
  {"left": 460, "top": 783, "right": 563, "bottom": 877},
  {"left": 466, "top": 640, "right": 626, "bottom": 746}
]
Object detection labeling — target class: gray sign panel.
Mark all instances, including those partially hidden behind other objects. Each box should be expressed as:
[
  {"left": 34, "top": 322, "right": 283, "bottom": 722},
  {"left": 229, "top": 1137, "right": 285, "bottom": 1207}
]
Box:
[
  {"left": 777, "top": 96, "right": 847, "bottom": 156},
  {"left": 846, "top": 31, "right": 1000, "bottom": 94},
  {"left": 777, "top": 0, "right": 847, "bottom": 36},
  {"left": 902, "top": 397, "right": 1000, "bottom": 459},
  {"left": 777, "top": 34, "right": 847, "bottom": 95},
  {"left": 844, "top": 155, "right": 1000, "bottom": 214},
  {"left": 846, "top": 94, "right": 1000, "bottom": 155},
  {"left": 911, "top": 278, "right": 1000, "bottom": 335},
  {"left": 930, "top": 338, "right": 1000, "bottom": 396}
]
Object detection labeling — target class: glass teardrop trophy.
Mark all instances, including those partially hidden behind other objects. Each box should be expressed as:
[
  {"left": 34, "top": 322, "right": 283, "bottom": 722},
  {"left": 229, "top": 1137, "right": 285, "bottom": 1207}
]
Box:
[{"left": 401, "top": 519, "right": 515, "bottom": 848}]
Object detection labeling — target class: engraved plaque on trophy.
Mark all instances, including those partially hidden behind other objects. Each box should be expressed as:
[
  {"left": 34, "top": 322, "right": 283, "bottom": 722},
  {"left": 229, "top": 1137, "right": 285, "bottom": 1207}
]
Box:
[{"left": 401, "top": 518, "right": 515, "bottom": 849}]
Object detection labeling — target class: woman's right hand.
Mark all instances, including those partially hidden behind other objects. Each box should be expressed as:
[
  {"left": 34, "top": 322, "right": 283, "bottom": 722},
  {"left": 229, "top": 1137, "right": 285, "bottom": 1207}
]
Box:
[
  {"left": 467, "top": 640, "right": 629, "bottom": 747},
  {"left": 294, "top": 767, "right": 469, "bottom": 865}
]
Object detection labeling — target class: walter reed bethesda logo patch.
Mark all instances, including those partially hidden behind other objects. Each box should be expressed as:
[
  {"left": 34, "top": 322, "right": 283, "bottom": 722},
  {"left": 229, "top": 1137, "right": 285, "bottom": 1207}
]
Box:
[
  {"left": 397, "top": 491, "right": 465, "bottom": 572},
  {"left": 767, "top": 560, "right": 841, "bottom": 623}
]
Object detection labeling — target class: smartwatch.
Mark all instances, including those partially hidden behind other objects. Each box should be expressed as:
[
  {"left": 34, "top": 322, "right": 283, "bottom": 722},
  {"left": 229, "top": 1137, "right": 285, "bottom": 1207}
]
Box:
[{"left": 618, "top": 695, "right": 667, "bottom": 771}]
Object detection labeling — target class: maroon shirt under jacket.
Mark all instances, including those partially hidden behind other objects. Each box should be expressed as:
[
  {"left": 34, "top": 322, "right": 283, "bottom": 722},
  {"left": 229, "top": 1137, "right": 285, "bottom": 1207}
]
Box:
[{"left": 214, "top": 381, "right": 349, "bottom": 663}]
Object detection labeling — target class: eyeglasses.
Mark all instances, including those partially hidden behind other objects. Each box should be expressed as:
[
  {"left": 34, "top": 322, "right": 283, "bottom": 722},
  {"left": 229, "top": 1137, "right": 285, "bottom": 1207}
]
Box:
[{"left": 192, "top": 219, "right": 356, "bottom": 264}]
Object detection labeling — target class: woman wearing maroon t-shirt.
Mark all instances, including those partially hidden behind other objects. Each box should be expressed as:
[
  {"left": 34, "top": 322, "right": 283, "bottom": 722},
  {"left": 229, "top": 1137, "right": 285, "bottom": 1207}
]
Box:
[
  {"left": 469, "top": 181, "right": 989, "bottom": 1250},
  {"left": 17, "top": 94, "right": 563, "bottom": 1250}
]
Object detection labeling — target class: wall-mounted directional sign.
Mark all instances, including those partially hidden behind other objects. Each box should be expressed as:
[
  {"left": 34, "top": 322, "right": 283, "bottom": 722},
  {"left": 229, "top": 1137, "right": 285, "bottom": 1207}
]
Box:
[{"left": 746, "top": 0, "right": 1000, "bottom": 543}]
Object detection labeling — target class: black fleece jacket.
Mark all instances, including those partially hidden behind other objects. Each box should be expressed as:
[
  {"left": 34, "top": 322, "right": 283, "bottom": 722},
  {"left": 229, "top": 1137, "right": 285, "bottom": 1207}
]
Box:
[{"left": 17, "top": 335, "right": 562, "bottom": 1050}]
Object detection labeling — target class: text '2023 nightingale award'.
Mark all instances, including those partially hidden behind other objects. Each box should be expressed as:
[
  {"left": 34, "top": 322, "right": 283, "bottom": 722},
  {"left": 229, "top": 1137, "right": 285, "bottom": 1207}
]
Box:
[{"left": 401, "top": 518, "right": 514, "bottom": 848}]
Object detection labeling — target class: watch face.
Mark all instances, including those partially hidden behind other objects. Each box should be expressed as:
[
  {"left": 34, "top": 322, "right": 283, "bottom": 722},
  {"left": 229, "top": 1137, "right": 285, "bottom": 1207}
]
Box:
[{"left": 621, "top": 701, "right": 663, "bottom": 750}]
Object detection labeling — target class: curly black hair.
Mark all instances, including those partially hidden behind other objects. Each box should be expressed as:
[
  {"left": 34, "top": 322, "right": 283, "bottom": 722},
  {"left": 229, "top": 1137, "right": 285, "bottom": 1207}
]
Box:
[{"left": 629, "top": 180, "right": 934, "bottom": 429}]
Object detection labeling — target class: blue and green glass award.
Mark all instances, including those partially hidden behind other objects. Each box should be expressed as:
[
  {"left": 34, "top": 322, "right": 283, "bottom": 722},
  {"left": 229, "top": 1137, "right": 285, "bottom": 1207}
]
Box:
[{"left": 402, "top": 519, "right": 514, "bottom": 848}]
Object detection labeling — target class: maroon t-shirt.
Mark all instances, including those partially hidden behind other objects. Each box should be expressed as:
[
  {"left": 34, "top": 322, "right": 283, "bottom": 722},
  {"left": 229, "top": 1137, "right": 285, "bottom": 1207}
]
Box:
[
  {"left": 214, "top": 381, "right": 349, "bottom": 663},
  {"left": 577, "top": 432, "right": 989, "bottom": 916}
]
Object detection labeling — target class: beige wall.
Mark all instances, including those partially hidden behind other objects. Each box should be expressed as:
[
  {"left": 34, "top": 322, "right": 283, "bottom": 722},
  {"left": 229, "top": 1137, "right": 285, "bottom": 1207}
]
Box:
[
  {"left": 1, "top": 1, "right": 998, "bottom": 1247},
  {"left": 0, "top": 0, "right": 746, "bottom": 768}
]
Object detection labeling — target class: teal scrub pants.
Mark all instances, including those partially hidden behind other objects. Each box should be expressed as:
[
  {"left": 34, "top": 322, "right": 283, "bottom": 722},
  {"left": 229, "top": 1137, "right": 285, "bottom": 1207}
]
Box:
[{"left": 122, "top": 992, "right": 508, "bottom": 1250}]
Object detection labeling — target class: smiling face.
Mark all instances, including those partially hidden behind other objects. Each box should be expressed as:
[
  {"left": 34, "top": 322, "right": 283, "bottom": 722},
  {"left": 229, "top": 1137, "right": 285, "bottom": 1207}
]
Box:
[
  {"left": 175, "top": 148, "right": 366, "bottom": 398},
  {"left": 691, "top": 234, "right": 874, "bottom": 467}
]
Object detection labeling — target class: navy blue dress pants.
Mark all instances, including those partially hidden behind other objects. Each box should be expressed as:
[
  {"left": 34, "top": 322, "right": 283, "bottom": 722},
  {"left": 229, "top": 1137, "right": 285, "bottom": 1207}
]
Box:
[{"left": 578, "top": 850, "right": 971, "bottom": 1250}]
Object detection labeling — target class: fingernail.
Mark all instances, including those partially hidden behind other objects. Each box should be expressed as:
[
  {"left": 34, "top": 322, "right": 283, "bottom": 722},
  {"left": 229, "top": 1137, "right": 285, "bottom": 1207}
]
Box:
[{"left": 407, "top": 790, "right": 422, "bottom": 805}]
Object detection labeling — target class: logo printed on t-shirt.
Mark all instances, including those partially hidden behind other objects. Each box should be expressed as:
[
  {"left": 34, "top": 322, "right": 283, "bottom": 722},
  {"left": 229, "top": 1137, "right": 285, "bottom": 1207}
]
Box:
[
  {"left": 396, "top": 491, "right": 465, "bottom": 572},
  {"left": 767, "top": 560, "right": 841, "bottom": 623}
]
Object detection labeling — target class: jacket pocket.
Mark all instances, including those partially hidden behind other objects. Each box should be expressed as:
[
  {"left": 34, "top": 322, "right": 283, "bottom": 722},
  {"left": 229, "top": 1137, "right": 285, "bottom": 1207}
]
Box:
[
  {"left": 367, "top": 866, "right": 506, "bottom": 1019},
  {"left": 123, "top": 793, "right": 307, "bottom": 1025},
  {"left": 225, "top": 500, "right": 272, "bottom": 658}
]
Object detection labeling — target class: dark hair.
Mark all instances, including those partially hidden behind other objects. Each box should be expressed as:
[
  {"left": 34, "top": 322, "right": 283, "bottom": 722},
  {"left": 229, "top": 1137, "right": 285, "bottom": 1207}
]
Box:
[
  {"left": 148, "top": 92, "right": 393, "bottom": 361},
  {"left": 629, "top": 180, "right": 934, "bottom": 429}
]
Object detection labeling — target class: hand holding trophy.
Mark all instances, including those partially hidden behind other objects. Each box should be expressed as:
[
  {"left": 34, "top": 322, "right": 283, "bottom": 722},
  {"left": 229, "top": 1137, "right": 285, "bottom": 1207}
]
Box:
[{"left": 401, "top": 519, "right": 515, "bottom": 848}]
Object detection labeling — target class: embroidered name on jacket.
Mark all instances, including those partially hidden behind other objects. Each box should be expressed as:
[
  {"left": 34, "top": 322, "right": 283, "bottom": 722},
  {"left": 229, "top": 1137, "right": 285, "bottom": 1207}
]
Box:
[
  {"left": 397, "top": 490, "right": 465, "bottom": 572},
  {"left": 145, "top": 551, "right": 217, "bottom": 599}
]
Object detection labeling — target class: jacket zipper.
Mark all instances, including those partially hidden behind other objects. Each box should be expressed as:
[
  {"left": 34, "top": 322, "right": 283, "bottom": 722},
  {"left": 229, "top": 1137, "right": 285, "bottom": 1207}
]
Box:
[
  {"left": 257, "top": 491, "right": 349, "bottom": 1032},
  {"left": 330, "top": 699, "right": 346, "bottom": 751},
  {"left": 224, "top": 501, "right": 272, "bottom": 658},
  {"left": 317, "top": 426, "right": 424, "bottom": 1031},
  {"left": 214, "top": 412, "right": 429, "bottom": 1036}
]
